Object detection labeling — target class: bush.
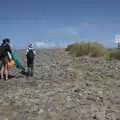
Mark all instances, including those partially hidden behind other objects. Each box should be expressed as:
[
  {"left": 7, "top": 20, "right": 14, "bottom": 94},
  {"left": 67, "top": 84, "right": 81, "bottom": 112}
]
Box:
[
  {"left": 70, "top": 42, "right": 89, "bottom": 56},
  {"left": 105, "top": 49, "right": 120, "bottom": 60},
  {"left": 65, "top": 44, "right": 75, "bottom": 51},
  {"left": 66, "top": 41, "right": 105, "bottom": 57}
]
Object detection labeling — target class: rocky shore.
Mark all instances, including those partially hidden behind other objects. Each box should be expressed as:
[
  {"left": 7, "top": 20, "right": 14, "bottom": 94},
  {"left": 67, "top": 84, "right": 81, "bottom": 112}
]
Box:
[{"left": 0, "top": 49, "right": 119, "bottom": 120}]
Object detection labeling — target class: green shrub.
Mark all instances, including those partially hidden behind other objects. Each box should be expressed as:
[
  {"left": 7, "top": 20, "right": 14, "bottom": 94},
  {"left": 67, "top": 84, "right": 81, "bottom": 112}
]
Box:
[
  {"left": 65, "top": 44, "right": 75, "bottom": 51},
  {"left": 66, "top": 41, "right": 105, "bottom": 57},
  {"left": 87, "top": 42, "right": 106, "bottom": 57},
  {"left": 105, "top": 49, "right": 120, "bottom": 60},
  {"left": 70, "top": 42, "right": 89, "bottom": 56}
]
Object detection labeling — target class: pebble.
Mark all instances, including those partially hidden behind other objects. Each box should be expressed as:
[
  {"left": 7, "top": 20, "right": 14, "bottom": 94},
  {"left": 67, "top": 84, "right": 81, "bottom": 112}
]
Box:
[{"left": 38, "top": 109, "right": 44, "bottom": 114}]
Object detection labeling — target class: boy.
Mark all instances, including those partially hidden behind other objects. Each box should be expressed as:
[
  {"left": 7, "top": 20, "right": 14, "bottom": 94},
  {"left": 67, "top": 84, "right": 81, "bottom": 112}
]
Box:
[{"left": 26, "top": 42, "right": 36, "bottom": 76}]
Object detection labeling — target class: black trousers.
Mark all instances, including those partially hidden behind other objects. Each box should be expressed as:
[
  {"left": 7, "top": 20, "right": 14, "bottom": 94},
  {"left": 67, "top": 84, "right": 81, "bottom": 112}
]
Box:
[{"left": 27, "top": 58, "right": 34, "bottom": 76}]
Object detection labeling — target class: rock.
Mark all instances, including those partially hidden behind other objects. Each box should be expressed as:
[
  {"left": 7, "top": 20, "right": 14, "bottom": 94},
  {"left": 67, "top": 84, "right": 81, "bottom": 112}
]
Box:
[
  {"left": 87, "top": 95, "right": 97, "bottom": 101},
  {"left": 38, "top": 109, "right": 44, "bottom": 114},
  {"left": 66, "top": 96, "right": 72, "bottom": 102},
  {"left": 91, "top": 113, "right": 97, "bottom": 119},
  {"left": 74, "top": 89, "right": 79, "bottom": 93},
  {"left": 0, "top": 116, "right": 8, "bottom": 120}
]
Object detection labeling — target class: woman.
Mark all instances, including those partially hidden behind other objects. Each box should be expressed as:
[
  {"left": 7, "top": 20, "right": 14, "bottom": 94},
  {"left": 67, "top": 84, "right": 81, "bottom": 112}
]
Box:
[{"left": 0, "top": 38, "right": 12, "bottom": 80}]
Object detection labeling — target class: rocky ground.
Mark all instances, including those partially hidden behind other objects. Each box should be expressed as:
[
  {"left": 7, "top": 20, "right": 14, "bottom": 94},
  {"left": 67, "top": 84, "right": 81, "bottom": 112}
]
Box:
[{"left": 0, "top": 49, "right": 120, "bottom": 120}]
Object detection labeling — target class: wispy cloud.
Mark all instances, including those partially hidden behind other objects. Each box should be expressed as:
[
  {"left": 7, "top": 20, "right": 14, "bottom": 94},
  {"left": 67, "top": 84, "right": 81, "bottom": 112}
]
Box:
[
  {"left": 79, "top": 21, "right": 96, "bottom": 27},
  {"left": 47, "top": 27, "right": 80, "bottom": 40},
  {"left": 35, "top": 42, "right": 47, "bottom": 47},
  {"left": 34, "top": 27, "right": 80, "bottom": 48},
  {"left": 47, "top": 30, "right": 57, "bottom": 34},
  {"left": 35, "top": 41, "right": 57, "bottom": 48},
  {"left": 67, "top": 28, "right": 78, "bottom": 35}
]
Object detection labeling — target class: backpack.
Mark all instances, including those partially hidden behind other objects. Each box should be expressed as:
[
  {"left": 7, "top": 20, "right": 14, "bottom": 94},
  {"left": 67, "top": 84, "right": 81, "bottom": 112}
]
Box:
[
  {"left": 26, "top": 49, "right": 35, "bottom": 59},
  {"left": 0, "top": 45, "right": 6, "bottom": 59}
]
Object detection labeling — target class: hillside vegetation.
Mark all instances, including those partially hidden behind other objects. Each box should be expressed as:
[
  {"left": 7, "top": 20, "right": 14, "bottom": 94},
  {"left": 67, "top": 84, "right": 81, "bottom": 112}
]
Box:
[{"left": 65, "top": 41, "right": 120, "bottom": 60}]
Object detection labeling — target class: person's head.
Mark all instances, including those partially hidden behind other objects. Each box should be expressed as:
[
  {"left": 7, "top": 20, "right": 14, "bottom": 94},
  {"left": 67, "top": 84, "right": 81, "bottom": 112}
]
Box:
[
  {"left": 2, "top": 38, "right": 10, "bottom": 45},
  {"left": 28, "top": 42, "right": 33, "bottom": 48}
]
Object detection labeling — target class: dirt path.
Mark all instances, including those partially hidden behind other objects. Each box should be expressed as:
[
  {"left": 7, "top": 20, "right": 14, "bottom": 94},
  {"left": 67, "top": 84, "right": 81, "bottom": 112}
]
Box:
[{"left": 0, "top": 49, "right": 120, "bottom": 120}]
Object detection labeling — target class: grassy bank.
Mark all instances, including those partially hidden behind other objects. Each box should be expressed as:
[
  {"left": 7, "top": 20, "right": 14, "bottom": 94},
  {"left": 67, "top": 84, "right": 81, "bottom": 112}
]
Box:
[{"left": 65, "top": 41, "right": 120, "bottom": 60}]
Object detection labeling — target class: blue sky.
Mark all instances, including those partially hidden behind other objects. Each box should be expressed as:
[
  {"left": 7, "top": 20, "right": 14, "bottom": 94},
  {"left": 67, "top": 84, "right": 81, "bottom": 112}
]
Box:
[{"left": 0, "top": 0, "right": 120, "bottom": 48}]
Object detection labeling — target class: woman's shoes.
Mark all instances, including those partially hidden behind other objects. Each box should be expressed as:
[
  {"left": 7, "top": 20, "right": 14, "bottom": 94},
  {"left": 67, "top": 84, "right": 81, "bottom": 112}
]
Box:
[
  {"left": 5, "top": 76, "right": 8, "bottom": 80},
  {"left": 0, "top": 74, "right": 8, "bottom": 80}
]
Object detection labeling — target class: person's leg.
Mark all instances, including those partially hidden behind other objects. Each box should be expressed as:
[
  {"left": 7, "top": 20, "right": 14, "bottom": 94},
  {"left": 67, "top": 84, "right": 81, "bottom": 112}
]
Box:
[
  {"left": 0, "top": 59, "right": 4, "bottom": 79},
  {"left": 31, "top": 65, "right": 33, "bottom": 76},
  {"left": 0, "top": 65, "right": 4, "bottom": 79},
  {"left": 4, "top": 57, "right": 9, "bottom": 80},
  {"left": 4, "top": 64, "right": 8, "bottom": 80},
  {"left": 30, "top": 59, "right": 34, "bottom": 76},
  {"left": 27, "top": 59, "right": 30, "bottom": 76}
]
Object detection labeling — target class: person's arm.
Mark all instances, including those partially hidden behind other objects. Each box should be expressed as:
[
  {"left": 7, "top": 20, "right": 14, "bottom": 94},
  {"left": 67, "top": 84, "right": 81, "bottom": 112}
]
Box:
[
  {"left": 7, "top": 44, "right": 12, "bottom": 54},
  {"left": 25, "top": 48, "right": 29, "bottom": 56},
  {"left": 33, "top": 49, "right": 36, "bottom": 55},
  {"left": 6, "top": 44, "right": 13, "bottom": 60}
]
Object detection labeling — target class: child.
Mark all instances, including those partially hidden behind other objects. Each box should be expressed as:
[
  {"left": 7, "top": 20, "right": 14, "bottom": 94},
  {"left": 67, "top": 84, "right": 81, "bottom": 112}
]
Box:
[{"left": 26, "top": 42, "right": 36, "bottom": 76}]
